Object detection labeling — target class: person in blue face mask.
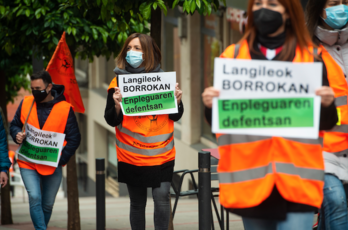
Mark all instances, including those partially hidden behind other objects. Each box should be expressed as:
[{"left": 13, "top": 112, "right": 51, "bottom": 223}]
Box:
[
  {"left": 104, "top": 33, "right": 184, "bottom": 230},
  {"left": 306, "top": 0, "right": 348, "bottom": 230}
]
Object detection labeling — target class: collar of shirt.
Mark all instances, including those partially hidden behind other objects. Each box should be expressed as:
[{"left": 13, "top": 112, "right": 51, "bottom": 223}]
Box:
[{"left": 258, "top": 44, "right": 283, "bottom": 60}]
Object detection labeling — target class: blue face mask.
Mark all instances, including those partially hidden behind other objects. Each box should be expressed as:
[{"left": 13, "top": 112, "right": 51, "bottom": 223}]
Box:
[
  {"left": 126, "top": 50, "right": 144, "bottom": 68},
  {"left": 323, "top": 5, "right": 348, "bottom": 29}
]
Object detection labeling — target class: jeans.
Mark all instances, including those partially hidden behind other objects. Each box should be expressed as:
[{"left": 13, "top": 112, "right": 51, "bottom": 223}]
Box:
[
  {"left": 20, "top": 167, "right": 62, "bottom": 230},
  {"left": 242, "top": 212, "right": 314, "bottom": 230},
  {"left": 127, "top": 182, "right": 171, "bottom": 230},
  {"left": 318, "top": 174, "right": 348, "bottom": 230}
]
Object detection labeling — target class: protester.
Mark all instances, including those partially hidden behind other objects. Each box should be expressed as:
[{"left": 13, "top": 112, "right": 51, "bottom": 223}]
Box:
[
  {"left": 202, "top": 0, "right": 338, "bottom": 229},
  {"left": 104, "top": 33, "right": 183, "bottom": 230},
  {"left": 0, "top": 110, "right": 11, "bottom": 188},
  {"left": 306, "top": 0, "right": 348, "bottom": 229},
  {"left": 10, "top": 70, "right": 81, "bottom": 230}
]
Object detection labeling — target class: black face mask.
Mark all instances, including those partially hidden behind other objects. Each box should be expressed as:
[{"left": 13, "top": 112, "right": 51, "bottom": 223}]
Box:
[
  {"left": 32, "top": 87, "right": 49, "bottom": 103},
  {"left": 253, "top": 8, "right": 284, "bottom": 36}
]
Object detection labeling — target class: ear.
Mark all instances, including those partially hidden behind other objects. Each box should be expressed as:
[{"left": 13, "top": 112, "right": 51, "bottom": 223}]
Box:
[{"left": 47, "top": 83, "right": 53, "bottom": 92}]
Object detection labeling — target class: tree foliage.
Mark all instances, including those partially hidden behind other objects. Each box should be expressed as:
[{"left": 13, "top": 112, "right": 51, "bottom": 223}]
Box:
[
  {"left": 0, "top": 48, "right": 31, "bottom": 104},
  {"left": 0, "top": 0, "right": 224, "bottom": 103}
]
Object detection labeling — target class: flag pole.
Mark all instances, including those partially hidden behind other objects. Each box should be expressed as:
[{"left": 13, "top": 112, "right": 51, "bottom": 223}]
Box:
[{"left": 22, "top": 98, "right": 35, "bottom": 132}]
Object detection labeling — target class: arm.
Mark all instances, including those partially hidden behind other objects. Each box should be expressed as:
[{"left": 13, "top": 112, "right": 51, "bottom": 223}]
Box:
[
  {"left": 0, "top": 115, "right": 11, "bottom": 172},
  {"left": 59, "top": 108, "right": 81, "bottom": 166},
  {"left": 169, "top": 101, "right": 184, "bottom": 121},
  {"left": 104, "top": 89, "right": 123, "bottom": 127},
  {"left": 319, "top": 61, "right": 338, "bottom": 130},
  {"left": 10, "top": 100, "right": 24, "bottom": 144}
]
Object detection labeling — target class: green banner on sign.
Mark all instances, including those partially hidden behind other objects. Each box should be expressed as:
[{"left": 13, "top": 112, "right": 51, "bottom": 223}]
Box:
[
  {"left": 218, "top": 98, "right": 314, "bottom": 129},
  {"left": 18, "top": 141, "right": 59, "bottom": 162},
  {"left": 123, "top": 91, "right": 176, "bottom": 115}
]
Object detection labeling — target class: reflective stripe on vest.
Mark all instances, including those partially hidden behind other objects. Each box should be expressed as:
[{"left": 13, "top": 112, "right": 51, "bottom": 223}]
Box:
[
  {"left": 335, "top": 96, "right": 347, "bottom": 107},
  {"left": 217, "top": 40, "right": 325, "bottom": 210},
  {"left": 219, "top": 162, "right": 324, "bottom": 184},
  {"left": 18, "top": 96, "right": 70, "bottom": 175},
  {"left": 217, "top": 134, "right": 322, "bottom": 146},
  {"left": 108, "top": 77, "right": 176, "bottom": 167},
  {"left": 330, "top": 124, "right": 348, "bottom": 133},
  {"left": 117, "top": 125, "right": 173, "bottom": 143},
  {"left": 116, "top": 138, "right": 174, "bottom": 156}
]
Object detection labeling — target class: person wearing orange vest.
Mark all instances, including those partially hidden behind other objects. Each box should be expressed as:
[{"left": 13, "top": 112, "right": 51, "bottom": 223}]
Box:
[
  {"left": 104, "top": 33, "right": 183, "bottom": 230},
  {"left": 10, "top": 70, "right": 81, "bottom": 230},
  {"left": 202, "top": 0, "right": 338, "bottom": 229},
  {"left": 306, "top": 1, "right": 348, "bottom": 229}
]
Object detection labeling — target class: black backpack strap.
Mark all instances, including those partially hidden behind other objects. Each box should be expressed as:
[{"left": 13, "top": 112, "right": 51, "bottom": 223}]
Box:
[{"left": 234, "top": 44, "right": 241, "bottom": 59}]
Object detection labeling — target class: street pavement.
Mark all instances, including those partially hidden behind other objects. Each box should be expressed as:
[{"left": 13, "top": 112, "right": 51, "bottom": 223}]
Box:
[{"left": 1, "top": 196, "right": 245, "bottom": 230}]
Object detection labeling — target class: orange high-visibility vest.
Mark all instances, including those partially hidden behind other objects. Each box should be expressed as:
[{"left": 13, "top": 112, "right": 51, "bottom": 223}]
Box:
[
  {"left": 217, "top": 40, "right": 325, "bottom": 210},
  {"left": 18, "top": 96, "right": 70, "bottom": 175},
  {"left": 318, "top": 46, "right": 348, "bottom": 157},
  {"left": 108, "top": 78, "right": 175, "bottom": 167},
  {"left": 8, "top": 150, "right": 15, "bottom": 173}
]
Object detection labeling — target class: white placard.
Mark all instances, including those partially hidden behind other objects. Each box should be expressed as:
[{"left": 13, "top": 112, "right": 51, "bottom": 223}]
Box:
[
  {"left": 212, "top": 58, "right": 323, "bottom": 139},
  {"left": 118, "top": 72, "right": 178, "bottom": 116},
  {"left": 16, "top": 123, "right": 65, "bottom": 167}
]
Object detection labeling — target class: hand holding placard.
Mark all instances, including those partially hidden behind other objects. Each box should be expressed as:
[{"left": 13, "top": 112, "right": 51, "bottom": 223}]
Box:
[
  {"left": 175, "top": 83, "right": 183, "bottom": 104},
  {"left": 202, "top": 87, "right": 220, "bottom": 108},
  {"left": 113, "top": 87, "right": 123, "bottom": 115},
  {"left": 315, "top": 86, "right": 335, "bottom": 107}
]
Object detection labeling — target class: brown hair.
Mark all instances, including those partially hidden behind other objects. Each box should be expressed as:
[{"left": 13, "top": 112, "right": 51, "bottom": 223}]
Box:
[
  {"left": 305, "top": 0, "right": 328, "bottom": 45},
  {"left": 241, "top": 0, "right": 315, "bottom": 61},
  {"left": 116, "top": 33, "right": 162, "bottom": 72}
]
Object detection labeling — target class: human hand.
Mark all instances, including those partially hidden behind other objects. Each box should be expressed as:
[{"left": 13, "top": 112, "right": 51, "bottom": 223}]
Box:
[
  {"left": 0, "top": 171, "right": 8, "bottom": 188},
  {"left": 16, "top": 132, "right": 26, "bottom": 144},
  {"left": 315, "top": 86, "right": 335, "bottom": 107},
  {"left": 175, "top": 83, "right": 182, "bottom": 104},
  {"left": 113, "top": 87, "right": 123, "bottom": 114},
  {"left": 202, "top": 87, "right": 220, "bottom": 109}
]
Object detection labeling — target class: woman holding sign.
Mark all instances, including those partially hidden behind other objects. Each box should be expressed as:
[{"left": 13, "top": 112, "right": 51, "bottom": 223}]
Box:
[
  {"left": 202, "top": 0, "right": 338, "bottom": 229},
  {"left": 306, "top": 0, "right": 348, "bottom": 229},
  {"left": 104, "top": 33, "right": 183, "bottom": 230}
]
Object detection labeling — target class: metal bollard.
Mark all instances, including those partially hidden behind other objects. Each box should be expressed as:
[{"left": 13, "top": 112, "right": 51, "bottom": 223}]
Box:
[
  {"left": 96, "top": 158, "right": 105, "bottom": 230},
  {"left": 198, "top": 151, "right": 212, "bottom": 230}
]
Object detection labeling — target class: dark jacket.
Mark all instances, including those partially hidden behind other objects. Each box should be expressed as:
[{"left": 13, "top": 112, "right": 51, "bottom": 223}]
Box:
[
  {"left": 10, "top": 85, "right": 81, "bottom": 166},
  {"left": 104, "top": 64, "right": 184, "bottom": 187},
  {"left": 204, "top": 42, "right": 338, "bottom": 220},
  {"left": 0, "top": 113, "right": 11, "bottom": 172}
]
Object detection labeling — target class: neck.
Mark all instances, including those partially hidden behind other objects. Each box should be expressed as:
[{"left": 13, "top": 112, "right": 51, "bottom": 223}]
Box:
[
  {"left": 40, "top": 92, "right": 54, "bottom": 103},
  {"left": 257, "top": 31, "right": 286, "bottom": 49}
]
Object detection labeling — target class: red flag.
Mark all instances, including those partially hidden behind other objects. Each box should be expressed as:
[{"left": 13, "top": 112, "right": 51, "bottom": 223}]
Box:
[{"left": 46, "top": 32, "right": 85, "bottom": 113}]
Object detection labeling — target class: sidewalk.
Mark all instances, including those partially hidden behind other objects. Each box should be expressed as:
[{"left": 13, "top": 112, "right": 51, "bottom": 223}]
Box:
[{"left": 1, "top": 197, "right": 244, "bottom": 230}]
